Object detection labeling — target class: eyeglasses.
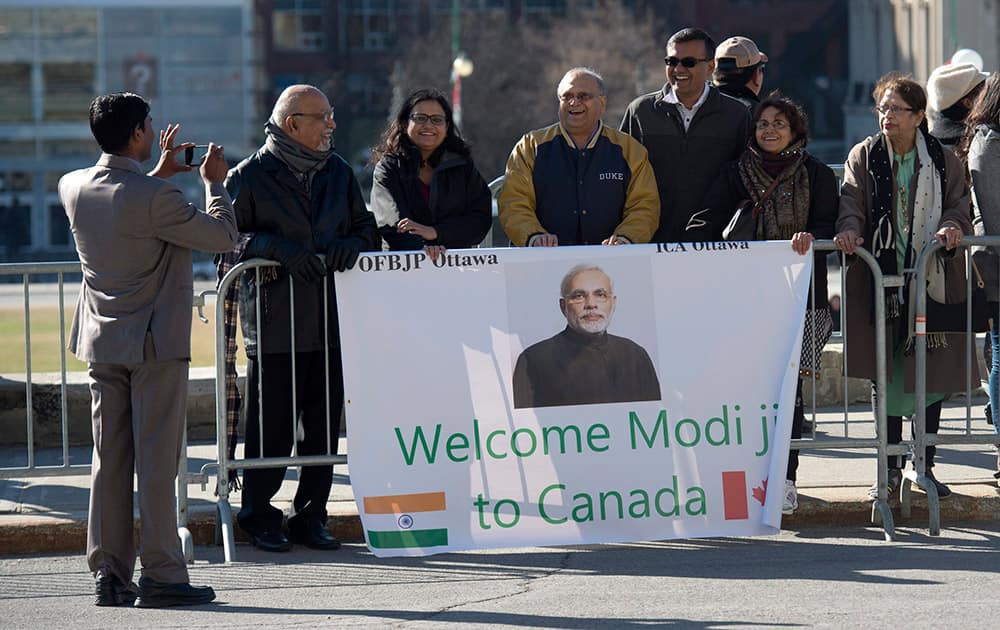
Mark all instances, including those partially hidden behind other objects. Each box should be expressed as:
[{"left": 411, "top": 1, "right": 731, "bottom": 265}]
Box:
[
  {"left": 291, "top": 109, "right": 335, "bottom": 122},
  {"left": 755, "top": 119, "right": 789, "bottom": 131},
  {"left": 409, "top": 113, "right": 447, "bottom": 126},
  {"left": 875, "top": 105, "right": 915, "bottom": 116},
  {"left": 664, "top": 56, "right": 710, "bottom": 68},
  {"left": 559, "top": 92, "right": 600, "bottom": 104},
  {"left": 564, "top": 289, "right": 612, "bottom": 304}
]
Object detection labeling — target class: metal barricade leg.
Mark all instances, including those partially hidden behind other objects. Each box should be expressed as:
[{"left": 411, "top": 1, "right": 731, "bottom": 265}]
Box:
[
  {"left": 914, "top": 242, "right": 947, "bottom": 536},
  {"left": 176, "top": 423, "right": 194, "bottom": 563},
  {"left": 218, "top": 499, "right": 235, "bottom": 563}
]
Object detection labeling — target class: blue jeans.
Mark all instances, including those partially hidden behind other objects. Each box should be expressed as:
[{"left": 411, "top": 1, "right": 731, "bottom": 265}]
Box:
[{"left": 989, "top": 314, "right": 1000, "bottom": 433}]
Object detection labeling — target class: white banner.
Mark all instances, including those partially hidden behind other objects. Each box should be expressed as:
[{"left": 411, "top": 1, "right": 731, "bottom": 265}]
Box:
[{"left": 338, "top": 242, "right": 811, "bottom": 557}]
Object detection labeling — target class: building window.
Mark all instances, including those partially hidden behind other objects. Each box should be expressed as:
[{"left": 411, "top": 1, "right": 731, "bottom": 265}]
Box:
[
  {"left": 0, "top": 9, "right": 34, "bottom": 60},
  {"left": 49, "top": 203, "right": 71, "bottom": 247},
  {"left": 273, "top": 0, "right": 325, "bottom": 51},
  {"left": 0, "top": 171, "right": 33, "bottom": 194},
  {"left": 0, "top": 64, "right": 33, "bottom": 122},
  {"left": 0, "top": 195, "right": 31, "bottom": 256},
  {"left": 523, "top": 0, "right": 567, "bottom": 14},
  {"left": 38, "top": 8, "right": 98, "bottom": 60},
  {"left": 42, "top": 62, "right": 96, "bottom": 121},
  {"left": 0, "top": 140, "right": 36, "bottom": 159},
  {"left": 431, "top": 0, "right": 508, "bottom": 11},
  {"left": 345, "top": 0, "right": 414, "bottom": 51}
]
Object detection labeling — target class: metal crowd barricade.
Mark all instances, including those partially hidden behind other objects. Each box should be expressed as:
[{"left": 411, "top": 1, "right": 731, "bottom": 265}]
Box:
[
  {"left": 0, "top": 262, "right": 85, "bottom": 483},
  {"left": 0, "top": 261, "right": 213, "bottom": 563},
  {"left": 796, "top": 242, "right": 897, "bottom": 539},
  {"left": 913, "top": 236, "right": 1000, "bottom": 536},
  {"left": 209, "top": 258, "right": 347, "bottom": 562}
]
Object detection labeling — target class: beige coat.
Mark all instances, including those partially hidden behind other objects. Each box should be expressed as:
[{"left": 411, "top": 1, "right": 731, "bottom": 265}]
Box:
[
  {"left": 837, "top": 133, "right": 978, "bottom": 393},
  {"left": 59, "top": 154, "right": 238, "bottom": 363}
]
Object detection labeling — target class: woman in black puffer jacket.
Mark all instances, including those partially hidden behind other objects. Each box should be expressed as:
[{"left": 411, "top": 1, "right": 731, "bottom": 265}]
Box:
[{"left": 370, "top": 88, "right": 492, "bottom": 262}]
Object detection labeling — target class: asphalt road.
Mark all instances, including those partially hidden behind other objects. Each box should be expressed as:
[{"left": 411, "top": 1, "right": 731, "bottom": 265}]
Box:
[{"left": 2, "top": 522, "right": 999, "bottom": 629}]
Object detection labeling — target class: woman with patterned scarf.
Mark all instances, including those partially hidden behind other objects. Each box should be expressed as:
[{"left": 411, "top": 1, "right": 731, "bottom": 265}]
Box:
[
  {"left": 835, "top": 73, "right": 975, "bottom": 501},
  {"left": 694, "top": 91, "right": 838, "bottom": 516}
]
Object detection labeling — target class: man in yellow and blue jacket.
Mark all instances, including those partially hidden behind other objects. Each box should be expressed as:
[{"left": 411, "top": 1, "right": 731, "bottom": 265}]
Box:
[{"left": 498, "top": 68, "right": 660, "bottom": 247}]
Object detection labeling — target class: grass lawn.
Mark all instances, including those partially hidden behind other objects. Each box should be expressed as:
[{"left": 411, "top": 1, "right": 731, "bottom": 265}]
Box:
[{"left": 0, "top": 307, "right": 245, "bottom": 374}]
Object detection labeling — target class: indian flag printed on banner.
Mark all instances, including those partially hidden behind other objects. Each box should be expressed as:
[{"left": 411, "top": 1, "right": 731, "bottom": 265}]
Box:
[{"left": 363, "top": 491, "right": 449, "bottom": 550}]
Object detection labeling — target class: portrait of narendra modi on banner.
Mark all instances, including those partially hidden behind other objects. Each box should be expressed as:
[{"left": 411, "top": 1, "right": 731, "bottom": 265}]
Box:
[{"left": 508, "top": 261, "right": 661, "bottom": 409}]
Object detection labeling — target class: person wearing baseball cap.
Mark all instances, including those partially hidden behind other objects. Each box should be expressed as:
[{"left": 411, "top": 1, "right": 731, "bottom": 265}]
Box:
[
  {"left": 713, "top": 35, "right": 768, "bottom": 109},
  {"left": 927, "top": 62, "right": 989, "bottom": 148}
]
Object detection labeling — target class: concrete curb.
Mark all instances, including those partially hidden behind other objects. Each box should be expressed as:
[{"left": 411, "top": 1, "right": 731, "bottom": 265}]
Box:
[{"left": 4, "top": 486, "right": 999, "bottom": 556}]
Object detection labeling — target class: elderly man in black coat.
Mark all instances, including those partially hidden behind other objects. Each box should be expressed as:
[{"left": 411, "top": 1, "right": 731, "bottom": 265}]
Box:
[{"left": 226, "top": 85, "right": 378, "bottom": 552}]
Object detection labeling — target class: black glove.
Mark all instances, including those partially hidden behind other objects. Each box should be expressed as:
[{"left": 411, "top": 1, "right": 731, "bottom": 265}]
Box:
[
  {"left": 246, "top": 233, "right": 326, "bottom": 284},
  {"left": 325, "top": 237, "right": 362, "bottom": 272}
]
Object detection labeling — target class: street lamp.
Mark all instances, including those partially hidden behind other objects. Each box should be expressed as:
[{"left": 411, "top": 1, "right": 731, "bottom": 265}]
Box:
[
  {"left": 453, "top": 52, "right": 474, "bottom": 78},
  {"left": 451, "top": 52, "right": 474, "bottom": 131},
  {"left": 450, "top": 0, "right": 473, "bottom": 131}
]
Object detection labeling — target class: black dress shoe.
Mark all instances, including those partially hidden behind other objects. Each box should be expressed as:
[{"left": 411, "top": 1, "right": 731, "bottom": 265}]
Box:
[
  {"left": 94, "top": 570, "right": 138, "bottom": 607},
  {"left": 248, "top": 529, "right": 292, "bottom": 552},
  {"left": 288, "top": 517, "right": 341, "bottom": 550},
  {"left": 134, "top": 577, "right": 216, "bottom": 608}
]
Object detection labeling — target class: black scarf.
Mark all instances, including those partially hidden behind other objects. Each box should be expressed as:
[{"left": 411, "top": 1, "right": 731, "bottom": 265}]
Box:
[
  {"left": 263, "top": 120, "right": 331, "bottom": 193},
  {"left": 867, "top": 131, "right": 949, "bottom": 349},
  {"left": 867, "top": 131, "right": 948, "bottom": 277}
]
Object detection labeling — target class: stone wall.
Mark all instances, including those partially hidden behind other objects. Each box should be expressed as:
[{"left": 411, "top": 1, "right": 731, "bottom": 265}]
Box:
[{"left": 0, "top": 367, "right": 242, "bottom": 448}]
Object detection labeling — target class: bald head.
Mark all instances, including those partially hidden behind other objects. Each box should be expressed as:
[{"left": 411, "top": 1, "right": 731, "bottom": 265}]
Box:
[
  {"left": 557, "top": 68, "right": 605, "bottom": 97},
  {"left": 271, "top": 85, "right": 325, "bottom": 128},
  {"left": 270, "top": 84, "right": 335, "bottom": 151}
]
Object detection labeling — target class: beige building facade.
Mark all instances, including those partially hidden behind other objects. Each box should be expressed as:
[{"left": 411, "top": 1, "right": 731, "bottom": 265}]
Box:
[{"left": 845, "top": 0, "right": 999, "bottom": 149}]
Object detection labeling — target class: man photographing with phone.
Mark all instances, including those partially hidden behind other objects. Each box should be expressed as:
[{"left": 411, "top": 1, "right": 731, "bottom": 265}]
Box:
[{"left": 59, "top": 92, "right": 237, "bottom": 608}]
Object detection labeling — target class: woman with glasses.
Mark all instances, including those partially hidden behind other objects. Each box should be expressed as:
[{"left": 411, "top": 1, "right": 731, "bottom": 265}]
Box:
[
  {"left": 957, "top": 71, "right": 1000, "bottom": 486},
  {"left": 370, "top": 88, "right": 491, "bottom": 261},
  {"left": 835, "top": 73, "right": 975, "bottom": 500},
  {"left": 692, "top": 91, "right": 838, "bottom": 516}
]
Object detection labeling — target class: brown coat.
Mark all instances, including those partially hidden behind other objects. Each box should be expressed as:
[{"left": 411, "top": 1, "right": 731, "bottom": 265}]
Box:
[{"left": 836, "top": 133, "right": 978, "bottom": 393}]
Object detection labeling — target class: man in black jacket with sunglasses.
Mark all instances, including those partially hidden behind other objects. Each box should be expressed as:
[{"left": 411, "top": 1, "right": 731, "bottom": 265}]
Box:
[{"left": 620, "top": 27, "right": 751, "bottom": 243}]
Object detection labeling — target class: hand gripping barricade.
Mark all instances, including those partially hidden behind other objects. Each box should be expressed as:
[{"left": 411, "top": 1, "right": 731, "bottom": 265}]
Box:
[
  {"left": 912, "top": 236, "right": 1000, "bottom": 536},
  {"left": 210, "top": 257, "right": 346, "bottom": 563},
  {"left": 0, "top": 261, "right": 215, "bottom": 563}
]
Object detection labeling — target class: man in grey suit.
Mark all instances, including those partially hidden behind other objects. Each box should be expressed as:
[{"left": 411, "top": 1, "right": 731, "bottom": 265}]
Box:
[{"left": 59, "top": 93, "right": 237, "bottom": 607}]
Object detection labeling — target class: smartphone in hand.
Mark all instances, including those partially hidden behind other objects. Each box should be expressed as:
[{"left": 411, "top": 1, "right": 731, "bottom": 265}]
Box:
[{"left": 184, "top": 145, "right": 210, "bottom": 166}]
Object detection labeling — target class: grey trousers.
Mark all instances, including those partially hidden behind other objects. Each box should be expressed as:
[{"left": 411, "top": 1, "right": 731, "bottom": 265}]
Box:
[{"left": 86, "top": 334, "right": 189, "bottom": 585}]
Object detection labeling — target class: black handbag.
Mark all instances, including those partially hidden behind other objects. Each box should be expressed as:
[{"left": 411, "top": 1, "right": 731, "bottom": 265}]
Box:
[
  {"left": 925, "top": 258, "right": 991, "bottom": 333},
  {"left": 722, "top": 198, "right": 760, "bottom": 241}
]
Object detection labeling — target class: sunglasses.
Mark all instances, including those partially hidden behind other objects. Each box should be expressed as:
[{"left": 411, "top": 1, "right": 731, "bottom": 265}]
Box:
[{"left": 664, "top": 56, "right": 710, "bottom": 68}]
